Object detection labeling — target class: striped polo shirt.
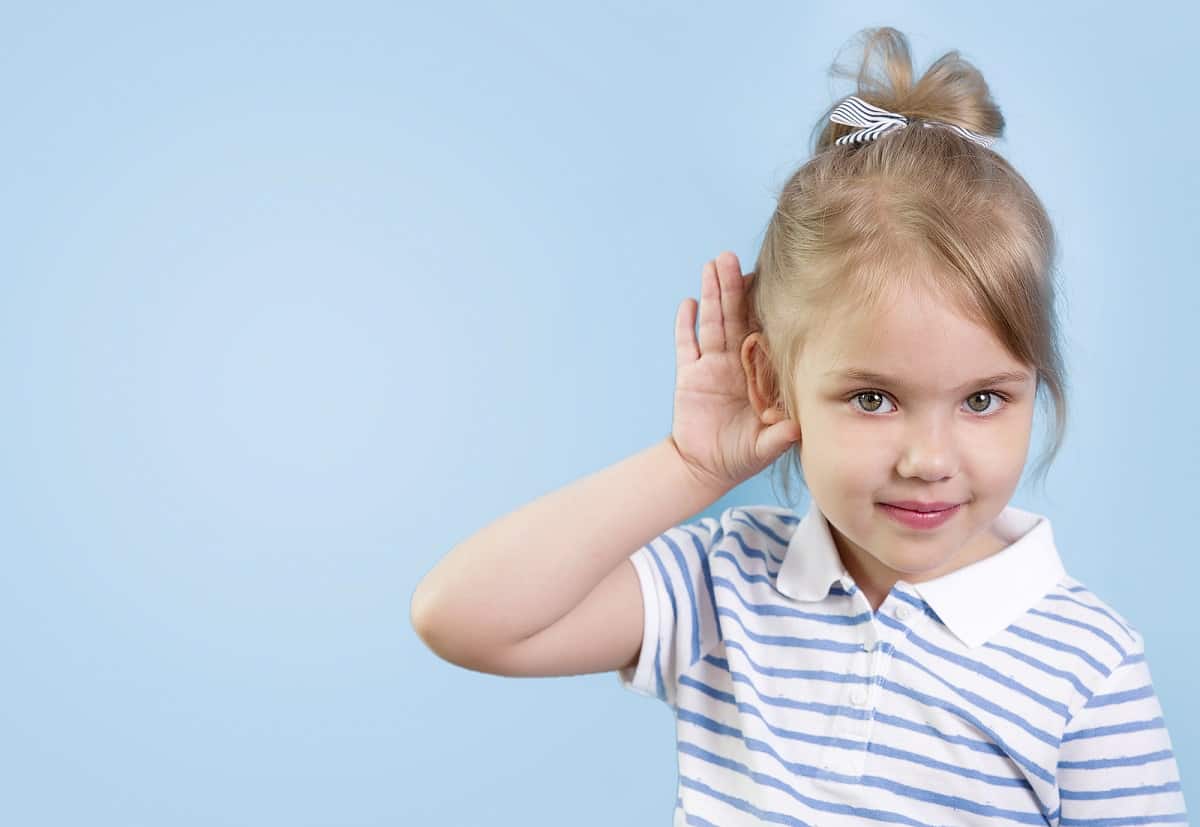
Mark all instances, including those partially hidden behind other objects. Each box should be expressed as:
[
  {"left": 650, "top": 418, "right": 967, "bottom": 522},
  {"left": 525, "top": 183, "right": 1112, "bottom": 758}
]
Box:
[{"left": 617, "top": 501, "right": 1188, "bottom": 825}]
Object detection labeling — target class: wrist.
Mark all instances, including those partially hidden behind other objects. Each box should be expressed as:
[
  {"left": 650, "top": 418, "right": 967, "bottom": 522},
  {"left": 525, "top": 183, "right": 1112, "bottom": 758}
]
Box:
[{"left": 662, "top": 435, "right": 732, "bottom": 500}]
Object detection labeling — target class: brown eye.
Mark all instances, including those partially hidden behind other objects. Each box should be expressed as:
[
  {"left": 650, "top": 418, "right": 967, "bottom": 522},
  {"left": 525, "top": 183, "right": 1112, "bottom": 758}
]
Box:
[
  {"left": 966, "top": 392, "right": 996, "bottom": 413},
  {"left": 852, "top": 391, "right": 892, "bottom": 414}
]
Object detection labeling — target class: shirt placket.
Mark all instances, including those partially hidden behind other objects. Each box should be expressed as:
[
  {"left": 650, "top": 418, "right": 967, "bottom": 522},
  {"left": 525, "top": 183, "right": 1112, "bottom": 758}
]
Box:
[{"left": 820, "top": 580, "right": 922, "bottom": 778}]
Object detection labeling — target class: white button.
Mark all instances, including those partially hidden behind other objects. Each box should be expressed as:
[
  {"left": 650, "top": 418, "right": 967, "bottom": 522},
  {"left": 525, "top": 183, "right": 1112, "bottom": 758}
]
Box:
[
  {"left": 861, "top": 640, "right": 874, "bottom": 652},
  {"left": 850, "top": 687, "right": 868, "bottom": 706},
  {"left": 895, "top": 604, "right": 913, "bottom": 620}
]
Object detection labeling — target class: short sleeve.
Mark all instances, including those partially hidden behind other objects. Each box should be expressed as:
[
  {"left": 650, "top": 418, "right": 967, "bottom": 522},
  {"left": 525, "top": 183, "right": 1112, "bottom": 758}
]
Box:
[
  {"left": 1056, "top": 640, "right": 1189, "bottom": 824},
  {"left": 616, "top": 510, "right": 727, "bottom": 709}
]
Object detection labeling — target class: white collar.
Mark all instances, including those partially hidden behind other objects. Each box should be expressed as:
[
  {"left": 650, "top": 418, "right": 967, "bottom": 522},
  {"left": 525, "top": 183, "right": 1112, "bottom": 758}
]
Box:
[{"left": 774, "top": 500, "right": 1067, "bottom": 648}]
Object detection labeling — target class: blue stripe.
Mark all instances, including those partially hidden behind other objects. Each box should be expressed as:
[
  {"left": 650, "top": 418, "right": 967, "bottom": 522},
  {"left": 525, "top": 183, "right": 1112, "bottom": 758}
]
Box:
[
  {"left": 1059, "top": 779, "right": 1184, "bottom": 800},
  {"left": 733, "top": 509, "right": 791, "bottom": 550},
  {"left": 682, "top": 811, "right": 722, "bottom": 827},
  {"left": 716, "top": 605, "right": 868, "bottom": 654},
  {"left": 881, "top": 676, "right": 1055, "bottom": 784},
  {"left": 693, "top": 530, "right": 723, "bottom": 650},
  {"left": 887, "top": 646, "right": 1063, "bottom": 742},
  {"left": 713, "top": 570, "right": 865, "bottom": 626},
  {"left": 983, "top": 640, "right": 1089, "bottom": 696},
  {"left": 716, "top": 665, "right": 877, "bottom": 719},
  {"left": 707, "top": 646, "right": 896, "bottom": 686},
  {"left": 653, "top": 636, "right": 665, "bottom": 702},
  {"left": 725, "top": 527, "right": 785, "bottom": 572},
  {"left": 1087, "top": 681, "right": 1154, "bottom": 707},
  {"left": 873, "top": 612, "right": 1060, "bottom": 744},
  {"left": 1058, "top": 748, "right": 1176, "bottom": 770},
  {"left": 678, "top": 739, "right": 1049, "bottom": 824},
  {"left": 682, "top": 667, "right": 864, "bottom": 723},
  {"left": 644, "top": 544, "right": 678, "bottom": 630},
  {"left": 715, "top": 547, "right": 849, "bottom": 612},
  {"left": 892, "top": 589, "right": 925, "bottom": 610},
  {"left": 660, "top": 528, "right": 706, "bottom": 670},
  {"left": 713, "top": 548, "right": 786, "bottom": 590},
  {"left": 680, "top": 743, "right": 947, "bottom": 826},
  {"left": 901, "top": 625, "right": 1070, "bottom": 717},
  {"left": 1061, "top": 716, "right": 1165, "bottom": 743},
  {"left": 869, "top": 707, "right": 1008, "bottom": 759},
  {"left": 642, "top": 544, "right": 677, "bottom": 701},
  {"left": 1028, "top": 607, "right": 1128, "bottom": 659},
  {"left": 681, "top": 774, "right": 817, "bottom": 826},
  {"left": 1059, "top": 814, "right": 1189, "bottom": 826},
  {"left": 1044, "top": 590, "right": 1137, "bottom": 643},
  {"left": 1005, "top": 623, "right": 1112, "bottom": 676}
]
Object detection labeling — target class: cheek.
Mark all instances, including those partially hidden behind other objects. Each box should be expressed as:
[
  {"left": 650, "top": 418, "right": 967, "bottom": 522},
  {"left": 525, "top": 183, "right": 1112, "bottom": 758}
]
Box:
[
  {"left": 965, "top": 421, "right": 1033, "bottom": 477},
  {"left": 800, "top": 420, "right": 882, "bottom": 489}
]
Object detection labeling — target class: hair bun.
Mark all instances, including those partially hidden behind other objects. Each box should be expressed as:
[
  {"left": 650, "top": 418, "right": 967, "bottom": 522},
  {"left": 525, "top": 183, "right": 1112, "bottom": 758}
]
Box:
[{"left": 814, "top": 26, "right": 1004, "bottom": 154}]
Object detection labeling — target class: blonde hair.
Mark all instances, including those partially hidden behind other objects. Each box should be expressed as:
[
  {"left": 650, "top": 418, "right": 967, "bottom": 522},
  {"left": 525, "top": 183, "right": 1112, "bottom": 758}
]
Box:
[{"left": 746, "top": 26, "right": 1069, "bottom": 506}]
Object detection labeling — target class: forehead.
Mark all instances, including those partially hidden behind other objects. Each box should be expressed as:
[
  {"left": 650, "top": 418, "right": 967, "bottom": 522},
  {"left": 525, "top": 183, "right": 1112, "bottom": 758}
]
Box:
[{"left": 807, "top": 286, "right": 1020, "bottom": 379}]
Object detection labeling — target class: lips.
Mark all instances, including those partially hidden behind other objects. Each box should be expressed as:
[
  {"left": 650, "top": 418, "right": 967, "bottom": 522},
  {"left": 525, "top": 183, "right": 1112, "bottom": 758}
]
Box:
[
  {"left": 881, "top": 500, "right": 962, "bottom": 513},
  {"left": 878, "top": 502, "right": 962, "bottom": 530}
]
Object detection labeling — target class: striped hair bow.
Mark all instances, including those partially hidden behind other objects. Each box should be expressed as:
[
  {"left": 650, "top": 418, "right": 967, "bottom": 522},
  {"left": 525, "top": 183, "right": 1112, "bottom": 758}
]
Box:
[{"left": 829, "top": 95, "right": 996, "bottom": 149}]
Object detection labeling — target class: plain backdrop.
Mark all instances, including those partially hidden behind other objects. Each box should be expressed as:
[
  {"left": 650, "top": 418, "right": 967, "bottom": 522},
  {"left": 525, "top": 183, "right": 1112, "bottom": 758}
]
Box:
[{"left": 3, "top": 2, "right": 1196, "bottom": 825}]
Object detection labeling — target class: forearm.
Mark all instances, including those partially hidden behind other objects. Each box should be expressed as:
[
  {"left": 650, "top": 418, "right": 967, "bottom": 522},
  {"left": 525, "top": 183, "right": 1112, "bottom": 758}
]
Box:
[{"left": 410, "top": 436, "right": 726, "bottom": 655}]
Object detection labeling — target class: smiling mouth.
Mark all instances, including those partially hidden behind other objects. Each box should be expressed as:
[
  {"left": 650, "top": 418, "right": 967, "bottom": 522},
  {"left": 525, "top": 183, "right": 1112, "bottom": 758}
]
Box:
[{"left": 880, "top": 501, "right": 964, "bottom": 513}]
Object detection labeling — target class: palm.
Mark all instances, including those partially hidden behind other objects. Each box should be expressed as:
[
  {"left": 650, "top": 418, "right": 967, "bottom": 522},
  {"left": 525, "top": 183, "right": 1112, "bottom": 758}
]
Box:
[
  {"left": 672, "top": 349, "right": 760, "bottom": 484},
  {"left": 670, "top": 252, "right": 799, "bottom": 489}
]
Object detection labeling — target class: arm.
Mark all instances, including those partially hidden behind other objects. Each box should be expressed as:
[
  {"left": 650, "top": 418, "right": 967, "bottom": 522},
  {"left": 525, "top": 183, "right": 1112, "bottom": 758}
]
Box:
[
  {"left": 411, "top": 251, "right": 800, "bottom": 676},
  {"left": 409, "top": 436, "right": 727, "bottom": 667}
]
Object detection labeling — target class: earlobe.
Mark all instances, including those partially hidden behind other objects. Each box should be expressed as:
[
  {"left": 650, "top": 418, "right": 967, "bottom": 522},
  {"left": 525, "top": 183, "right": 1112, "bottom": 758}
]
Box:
[{"left": 760, "top": 402, "right": 789, "bottom": 426}]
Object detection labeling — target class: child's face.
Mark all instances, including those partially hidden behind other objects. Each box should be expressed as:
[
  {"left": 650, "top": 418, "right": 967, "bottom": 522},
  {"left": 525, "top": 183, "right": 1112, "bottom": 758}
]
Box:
[{"left": 792, "top": 285, "right": 1038, "bottom": 595}]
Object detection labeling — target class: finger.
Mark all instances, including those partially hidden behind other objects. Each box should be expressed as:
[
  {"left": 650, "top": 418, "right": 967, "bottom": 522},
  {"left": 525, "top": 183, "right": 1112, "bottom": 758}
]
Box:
[
  {"left": 696, "top": 259, "right": 726, "bottom": 354},
  {"left": 756, "top": 419, "right": 802, "bottom": 461},
  {"left": 714, "top": 251, "right": 749, "bottom": 347},
  {"left": 675, "top": 297, "right": 699, "bottom": 367}
]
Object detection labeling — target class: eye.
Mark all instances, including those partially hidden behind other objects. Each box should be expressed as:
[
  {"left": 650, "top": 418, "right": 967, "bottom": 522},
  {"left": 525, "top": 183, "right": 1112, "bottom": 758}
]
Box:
[
  {"left": 963, "top": 391, "right": 1007, "bottom": 415},
  {"left": 850, "top": 391, "right": 895, "bottom": 415},
  {"left": 848, "top": 390, "right": 1010, "bottom": 417}
]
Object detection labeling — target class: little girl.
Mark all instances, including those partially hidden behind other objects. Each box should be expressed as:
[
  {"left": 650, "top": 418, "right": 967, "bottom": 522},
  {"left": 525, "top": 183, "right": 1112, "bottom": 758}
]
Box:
[{"left": 411, "top": 26, "right": 1188, "bottom": 825}]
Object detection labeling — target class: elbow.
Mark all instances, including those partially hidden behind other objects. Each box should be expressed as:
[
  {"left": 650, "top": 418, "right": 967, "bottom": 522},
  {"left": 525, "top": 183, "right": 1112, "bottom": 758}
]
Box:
[
  {"left": 410, "top": 581, "right": 443, "bottom": 651},
  {"left": 410, "top": 573, "right": 518, "bottom": 673},
  {"left": 410, "top": 583, "right": 473, "bottom": 667}
]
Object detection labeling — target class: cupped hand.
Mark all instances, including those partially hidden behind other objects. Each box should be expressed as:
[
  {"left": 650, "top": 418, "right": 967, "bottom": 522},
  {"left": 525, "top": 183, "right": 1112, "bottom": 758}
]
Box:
[{"left": 669, "top": 251, "right": 802, "bottom": 491}]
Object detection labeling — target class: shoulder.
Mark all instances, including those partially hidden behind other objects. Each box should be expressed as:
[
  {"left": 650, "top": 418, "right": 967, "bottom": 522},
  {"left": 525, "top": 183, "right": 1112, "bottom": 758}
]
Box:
[
  {"left": 711, "top": 504, "right": 800, "bottom": 545},
  {"left": 1036, "top": 573, "right": 1144, "bottom": 665},
  {"left": 703, "top": 505, "right": 800, "bottom": 571}
]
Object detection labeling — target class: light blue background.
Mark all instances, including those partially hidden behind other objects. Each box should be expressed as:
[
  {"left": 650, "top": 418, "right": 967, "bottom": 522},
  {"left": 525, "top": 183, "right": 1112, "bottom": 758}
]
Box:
[{"left": 4, "top": 2, "right": 1195, "bottom": 824}]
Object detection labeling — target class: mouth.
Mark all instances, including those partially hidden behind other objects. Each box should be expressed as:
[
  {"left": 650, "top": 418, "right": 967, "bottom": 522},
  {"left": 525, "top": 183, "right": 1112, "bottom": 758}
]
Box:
[
  {"left": 876, "top": 501, "right": 963, "bottom": 530},
  {"left": 879, "top": 500, "right": 963, "bottom": 513}
]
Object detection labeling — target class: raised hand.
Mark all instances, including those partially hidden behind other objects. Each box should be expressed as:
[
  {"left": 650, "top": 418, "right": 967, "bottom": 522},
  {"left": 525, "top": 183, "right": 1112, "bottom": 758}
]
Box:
[{"left": 669, "top": 251, "right": 802, "bottom": 492}]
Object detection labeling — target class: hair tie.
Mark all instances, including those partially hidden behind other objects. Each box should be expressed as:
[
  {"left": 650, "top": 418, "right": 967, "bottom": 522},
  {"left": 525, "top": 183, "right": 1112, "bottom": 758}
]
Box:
[{"left": 829, "top": 95, "right": 996, "bottom": 149}]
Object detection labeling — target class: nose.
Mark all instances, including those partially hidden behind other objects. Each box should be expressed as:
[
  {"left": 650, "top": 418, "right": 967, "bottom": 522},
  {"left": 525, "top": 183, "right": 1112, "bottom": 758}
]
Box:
[{"left": 895, "top": 415, "right": 958, "bottom": 481}]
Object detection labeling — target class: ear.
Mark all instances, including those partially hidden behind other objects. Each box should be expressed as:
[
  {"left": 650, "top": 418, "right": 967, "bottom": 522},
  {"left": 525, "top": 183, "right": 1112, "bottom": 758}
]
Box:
[{"left": 741, "top": 331, "right": 791, "bottom": 427}]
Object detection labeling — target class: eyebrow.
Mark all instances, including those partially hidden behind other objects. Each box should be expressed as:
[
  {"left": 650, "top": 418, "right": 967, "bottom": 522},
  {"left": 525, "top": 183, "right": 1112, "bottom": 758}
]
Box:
[{"left": 826, "top": 368, "right": 1031, "bottom": 392}]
